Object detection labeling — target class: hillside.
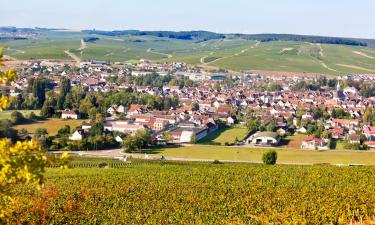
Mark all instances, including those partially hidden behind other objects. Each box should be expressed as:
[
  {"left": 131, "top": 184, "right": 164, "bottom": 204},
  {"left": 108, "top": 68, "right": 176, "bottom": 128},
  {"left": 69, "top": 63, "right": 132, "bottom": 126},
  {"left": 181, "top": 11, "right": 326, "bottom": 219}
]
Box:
[{"left": 1, "top": 28, "right": 375, "bottom": 75}]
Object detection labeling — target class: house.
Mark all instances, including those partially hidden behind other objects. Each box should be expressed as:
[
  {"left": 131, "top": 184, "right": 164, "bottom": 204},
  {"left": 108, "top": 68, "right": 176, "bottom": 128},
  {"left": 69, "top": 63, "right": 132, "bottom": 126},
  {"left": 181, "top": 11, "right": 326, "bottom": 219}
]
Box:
[
  {"left": 363, "top": 126, "right": 375, "bottom": 141},
  {"left": 347, "top": 134, "right": 360, "bottom": 144},
  {"left": 127, "top": 104, "right": 147, "bottom": 116},
  {"left": 246, "top": 132, "right": 280, "bottom": 146},
  {"left": 227, "top": 116, "right": 235, "bottom": 125},
  {"left": 297, "top": 126, "right": 307, "bottom": 134},
  {"left": 331, "top": 127, "right": 344, "bottom": 139},
  {"left": 117, "top": 105, "right": 126, "bottom": 113},
  {"left": 169, "top": 127, "right": 208, "bottom": 143},
  {"left": 69, "top": 129, "right": 85, "bottom": 141},
  {"left": 61, "top": 110, "right": 79, "bottom": 120},
  {"left": 104, "top": 121, "right": 147, "bottom": 135},
  {"left": 332, "top": 119, "right": 359, "bottom": 129},
  {"left": 364, "top": 141, "right": 375, "bottom": 149},
  {"left": 301, "top": 136, "right": 328, "bottom": 150},
  {"left": 107, "top": 106, "right": 117, "bottom": 115}
]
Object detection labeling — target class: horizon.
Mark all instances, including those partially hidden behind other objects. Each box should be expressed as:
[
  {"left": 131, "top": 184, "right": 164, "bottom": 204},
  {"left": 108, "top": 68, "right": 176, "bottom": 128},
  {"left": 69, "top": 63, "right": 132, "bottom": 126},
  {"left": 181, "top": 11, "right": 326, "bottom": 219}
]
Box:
[{"left": 1, "top": 0, "right": 375, "bottom": 39}]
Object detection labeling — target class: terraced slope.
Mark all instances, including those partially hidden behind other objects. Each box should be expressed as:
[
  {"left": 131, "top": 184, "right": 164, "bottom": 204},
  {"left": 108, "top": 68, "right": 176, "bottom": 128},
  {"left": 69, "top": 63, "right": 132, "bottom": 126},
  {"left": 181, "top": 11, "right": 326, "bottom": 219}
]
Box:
[{"left": 2, "top": 31, "right": 375, "bottom": 75}]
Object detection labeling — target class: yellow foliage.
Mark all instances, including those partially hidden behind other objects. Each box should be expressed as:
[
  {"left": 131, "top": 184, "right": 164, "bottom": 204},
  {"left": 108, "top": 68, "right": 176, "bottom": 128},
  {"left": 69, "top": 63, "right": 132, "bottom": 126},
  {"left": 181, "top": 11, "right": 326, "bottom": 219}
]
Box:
[{"left": 0, "top": 139, "right": 47, "bottom": 221}]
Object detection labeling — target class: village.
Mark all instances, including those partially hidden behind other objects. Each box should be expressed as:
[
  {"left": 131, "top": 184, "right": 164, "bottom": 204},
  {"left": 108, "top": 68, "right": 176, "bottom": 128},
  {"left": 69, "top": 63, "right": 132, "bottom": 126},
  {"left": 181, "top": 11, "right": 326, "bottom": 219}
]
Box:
[{"left": 3, "top": 58, "right": 375, "bottom": 152}]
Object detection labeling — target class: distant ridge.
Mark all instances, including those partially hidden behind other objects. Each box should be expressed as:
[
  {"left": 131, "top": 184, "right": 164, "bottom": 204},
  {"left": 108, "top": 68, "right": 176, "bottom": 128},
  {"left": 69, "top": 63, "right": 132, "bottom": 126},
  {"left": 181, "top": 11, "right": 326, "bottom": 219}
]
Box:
[{"left": 1, "top": 26, "right": 375, "bottom": 48}]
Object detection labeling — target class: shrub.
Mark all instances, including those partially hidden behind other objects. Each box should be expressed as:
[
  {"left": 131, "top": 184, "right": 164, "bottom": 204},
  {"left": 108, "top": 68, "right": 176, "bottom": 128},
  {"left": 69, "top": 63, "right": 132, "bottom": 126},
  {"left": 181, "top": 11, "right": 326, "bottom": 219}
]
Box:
[
  {"left": 98, "top": 162, "right": 108, "bottom": 168},
  {"left": 212, "top": 160, "right": 223, "bottom": 164},
  {"left": 262, "top": 150, "right": 278, "bottom": 165}
]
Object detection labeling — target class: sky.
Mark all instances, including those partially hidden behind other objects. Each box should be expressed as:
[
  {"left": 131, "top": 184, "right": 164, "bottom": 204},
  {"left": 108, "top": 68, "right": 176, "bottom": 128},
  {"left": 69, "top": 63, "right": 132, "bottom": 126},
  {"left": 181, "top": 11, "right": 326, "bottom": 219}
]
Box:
[{"left": 1, "top": 0, "right": 374, "bottom": 39}]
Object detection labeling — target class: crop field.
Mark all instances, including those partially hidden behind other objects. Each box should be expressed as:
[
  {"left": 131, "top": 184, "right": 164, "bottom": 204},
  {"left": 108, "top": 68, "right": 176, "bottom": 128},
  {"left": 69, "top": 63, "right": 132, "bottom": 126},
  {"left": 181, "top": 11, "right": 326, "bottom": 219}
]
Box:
[
  {"left": 9, "top": 157, "right": 375, "bottom": 224},
  {"left": 148, "top": 145, "right": 375, "bottom": 165},
  {"left": 14, "top": 118, "right": 85, "bottom": 135},
  {"left": 2, "top": 31, "right": 375, "bottom": 75},
  {"left": 199, "top": 127, "right": 249, "bottom": 145}
]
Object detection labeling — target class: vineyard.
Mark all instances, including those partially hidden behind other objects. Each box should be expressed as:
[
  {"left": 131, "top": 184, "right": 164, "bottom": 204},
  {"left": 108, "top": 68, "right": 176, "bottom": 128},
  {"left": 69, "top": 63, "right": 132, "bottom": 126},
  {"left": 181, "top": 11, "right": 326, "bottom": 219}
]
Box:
[{"left": 10, "top": 157, "right": 375, "bottom": 224}]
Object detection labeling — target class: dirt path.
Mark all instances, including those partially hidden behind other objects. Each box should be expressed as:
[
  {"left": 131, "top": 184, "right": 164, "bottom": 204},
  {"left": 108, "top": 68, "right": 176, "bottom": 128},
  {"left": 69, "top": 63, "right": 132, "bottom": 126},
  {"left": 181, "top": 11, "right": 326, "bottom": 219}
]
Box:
[
  {"left": 77, "top": 39, "right": 87, "bottom": 51},
  {"left": 64, "top": 50, "right": 81, "bottom": 63},
  {"left": 202, "top": 41, "right": 261, "bottom": 65},
  {"left": 315, "top": 44, "right": 338, "bottom": 72},
  {"left": 147, "top": 48, "right": 172, "bottom": 59},
  {"left": 336, "top": 64, "right": 375, "bottom": 73},
  {"left": 353, "top": 51, "right": 375, "bottom": 59}
]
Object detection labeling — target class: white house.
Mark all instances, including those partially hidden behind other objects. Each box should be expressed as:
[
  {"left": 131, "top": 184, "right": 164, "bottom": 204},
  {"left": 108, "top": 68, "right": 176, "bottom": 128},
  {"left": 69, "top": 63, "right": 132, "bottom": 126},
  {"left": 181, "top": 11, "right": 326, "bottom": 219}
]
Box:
[
  {"left": 301, "top": 136, "right": 328, "bottom": 150},
  {"left": 61, "top": 110, "right": 78, "bottom": 120},
  {"left": 247, "top": 132, "right": 280, "bottom": 146},
  {"left": 69, "top": 130, "right": 84, "bottom": 141}
]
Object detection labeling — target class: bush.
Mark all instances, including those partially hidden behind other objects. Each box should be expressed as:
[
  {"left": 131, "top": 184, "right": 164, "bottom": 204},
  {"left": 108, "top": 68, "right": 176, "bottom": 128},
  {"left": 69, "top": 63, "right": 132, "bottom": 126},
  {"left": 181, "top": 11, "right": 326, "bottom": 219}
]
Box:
[
  {"left": 262, "top": 150, "right": 278, "bottom": 165},
  {"left": 98, "top": 162, "right": 108, "bottom": 168},
  {"left": 10, "top": 111, "right": 25, "bottom": 125},
  {"left": 212, "top": 160, "right": 223, "bottom": 164}
]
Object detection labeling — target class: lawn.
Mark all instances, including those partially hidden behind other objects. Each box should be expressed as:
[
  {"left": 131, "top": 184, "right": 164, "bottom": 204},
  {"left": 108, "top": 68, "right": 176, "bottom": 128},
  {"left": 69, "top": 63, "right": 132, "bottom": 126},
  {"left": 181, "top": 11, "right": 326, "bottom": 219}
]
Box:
[
  {"left": 14, "top": 118, "right": 85, "bottom": 135},
  {"left": 148, "top": 145, "right": 375, "bottom": 165},
  {"left": 199, "top": 127, "right": 249, "bottom": 145},
  {"left": 0, "top": 110, "right": 40, "bottom": 120}
]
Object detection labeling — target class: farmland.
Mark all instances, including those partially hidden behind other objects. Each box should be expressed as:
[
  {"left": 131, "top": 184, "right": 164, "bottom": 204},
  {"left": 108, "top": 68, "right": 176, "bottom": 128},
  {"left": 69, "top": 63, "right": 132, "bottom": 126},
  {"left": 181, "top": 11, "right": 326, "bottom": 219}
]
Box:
[
  {"left": 14, "top": 118, "right": 85, "bottom": 135},
  {"left": 9, "top": 157, "right": 375, "bottom": 224},
  {"left": 2, "top": 30, "right": 375, "bottom": 75}
]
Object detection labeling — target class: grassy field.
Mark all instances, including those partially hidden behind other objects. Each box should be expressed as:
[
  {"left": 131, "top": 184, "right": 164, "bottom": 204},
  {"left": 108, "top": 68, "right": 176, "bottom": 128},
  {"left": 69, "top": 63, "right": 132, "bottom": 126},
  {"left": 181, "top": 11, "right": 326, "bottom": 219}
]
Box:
[
  {"left": 199, "top": 127, "right": 249, "bottom": 145},
  {"left": 2, "top": 30, "right": 375, "bottom": 75},
  {"left": 14, "top": 118, "right": 85, "bottom": 135},
  {"left": 0, "top": 110, "right": 40, "bottom": 120},
  {"left": 10, "top": 157, "right": 375, "bottom": 224},
  {"left": 149, "top": 145, "right": 375, "bottom": 165}
]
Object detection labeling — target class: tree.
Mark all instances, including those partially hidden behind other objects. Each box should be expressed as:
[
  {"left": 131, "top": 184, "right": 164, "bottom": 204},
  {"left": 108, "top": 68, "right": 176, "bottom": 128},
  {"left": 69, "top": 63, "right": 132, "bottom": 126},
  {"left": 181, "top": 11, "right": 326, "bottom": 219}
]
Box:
[
  {"left": 32, "top": 78, "right": 46, "bottom": 108},
  {"left": 0, "top": 140, "right": 47, "bottom": 222},
  {"left": 246, "top": 118, "right": 260, "bottom": 132},
  {"left": 10, "top": 111, "right": 24, "bottom": 125},
  {"left": 191, "top": 101, "right": 199, "bottom": 111},
  {"left": 57, "top": 125, "right": 71, "bottom": 137},
  {"left": 190, "top": 133, "right": 197, "bottom": 144},
  {"left": 266, "top": 120, "right": 276, "bottom": 132},
  {"left": 40, "top": 100, "right": 55, "bottom": 118},
  {"left": 262, "top": 150, "right": 278, "bottom": 165},
  {"left": 0, "top": 50, "right": 70, "bottom": 222},
  {"left": 122, "top": 129, "right": 153, "bottom": 152},
  {"left": 34, "top": 128, "right": 48, "bottom": 138},
  {"left": 161, "top": 131, "right": 173, "bottom": 143}
]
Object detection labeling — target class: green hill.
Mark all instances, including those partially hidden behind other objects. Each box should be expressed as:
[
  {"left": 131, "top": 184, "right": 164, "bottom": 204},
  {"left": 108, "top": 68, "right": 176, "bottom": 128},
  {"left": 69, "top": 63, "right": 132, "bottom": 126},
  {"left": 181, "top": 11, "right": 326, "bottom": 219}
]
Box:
[{"left": 2, "top": 29, "right": 375, "bottom": 75}]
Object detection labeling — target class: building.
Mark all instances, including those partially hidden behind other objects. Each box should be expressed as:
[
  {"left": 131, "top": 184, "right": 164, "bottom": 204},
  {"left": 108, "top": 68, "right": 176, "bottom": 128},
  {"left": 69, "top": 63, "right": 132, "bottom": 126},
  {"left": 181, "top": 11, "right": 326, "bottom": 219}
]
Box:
[
  {"left": 301, "top": 136, "right": 328, "bottom": 150},
  {"left": 169, "top": 127, "right": 208, "bottom": 143},
  {"left": 69, "top": 129, "right": 85, "bottom": 141},
  {"left": 61, "top": 110, "right": 79, "bottom": 120},
  {"left": 246, "top": 132, "right": 280, "bottom": 146},
  {"left": 363, "top": 126, "right": 375, "bottom": 141},
  {"left": 104, "top": 121, "right": 147, "bottom": 135}
]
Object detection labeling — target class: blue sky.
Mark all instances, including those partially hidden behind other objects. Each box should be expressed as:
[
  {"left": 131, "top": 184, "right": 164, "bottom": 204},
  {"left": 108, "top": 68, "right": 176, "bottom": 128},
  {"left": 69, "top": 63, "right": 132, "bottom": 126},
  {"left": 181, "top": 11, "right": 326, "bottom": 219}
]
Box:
[{"left": 1, "top": 0, "right": 374, "bottom": 38}]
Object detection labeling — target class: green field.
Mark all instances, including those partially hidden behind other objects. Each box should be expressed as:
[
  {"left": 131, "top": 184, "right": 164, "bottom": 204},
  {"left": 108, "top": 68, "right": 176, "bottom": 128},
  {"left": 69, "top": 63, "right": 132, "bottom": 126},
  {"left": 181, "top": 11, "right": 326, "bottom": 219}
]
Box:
[
  {"left": 14, "top": 118, "right": 85, "bottom": 135},
  {"left": 0, "top": 110, "right": 40, "bottom": 120},
  {"left": 148, "top": 145, "right": 375, "bottom": 165},
  {"left": 199, "top": 127, "right": 249, "bottom": 145},
  {"left": 2, "top": 30, "right": 375, "bottom": 75},
  {"left": 10, "top": 157, "right": 375, "bottom": 224}
]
